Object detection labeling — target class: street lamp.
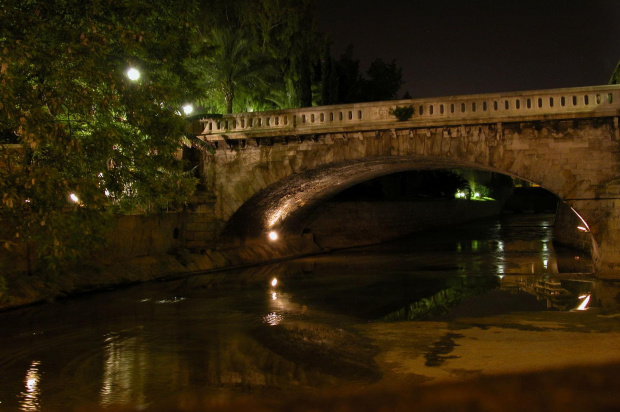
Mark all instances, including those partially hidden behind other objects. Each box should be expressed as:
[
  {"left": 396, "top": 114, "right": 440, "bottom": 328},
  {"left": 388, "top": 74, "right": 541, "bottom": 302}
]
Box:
[
  {"left": 126, "top": 67, "right": 141, "bottom": 81},
  {"left": 182, "top": 104, "right": 194, "bottom": 115}
]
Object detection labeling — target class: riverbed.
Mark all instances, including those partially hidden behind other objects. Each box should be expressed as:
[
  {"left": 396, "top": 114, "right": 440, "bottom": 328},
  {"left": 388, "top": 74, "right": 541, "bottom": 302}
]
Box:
[{"left": 0, "top": 214, "right": 619, "bottom": 411}]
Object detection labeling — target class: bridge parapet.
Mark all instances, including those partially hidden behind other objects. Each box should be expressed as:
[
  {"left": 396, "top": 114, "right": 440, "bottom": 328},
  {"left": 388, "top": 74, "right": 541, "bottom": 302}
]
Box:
[{"left": 196, "top": 85, "right": 620, "bottom": 141}]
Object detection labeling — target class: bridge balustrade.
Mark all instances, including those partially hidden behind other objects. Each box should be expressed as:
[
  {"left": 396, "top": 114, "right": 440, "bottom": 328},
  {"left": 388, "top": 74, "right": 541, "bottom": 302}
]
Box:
[{"left": 198, "top": 85, "right": 620, "bottom": 140}]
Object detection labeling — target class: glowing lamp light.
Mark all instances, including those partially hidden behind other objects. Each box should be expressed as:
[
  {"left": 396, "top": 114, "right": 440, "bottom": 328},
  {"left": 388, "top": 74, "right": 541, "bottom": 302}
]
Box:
[
  {"left": 268, "top": 231, "right": 278, "bottom": 241},
  {"left": 571, "top": 207, "right": 591, "bottom": 232},
  {"left": 271, "top": 278, "right": 278, "bottom": 287},
  {"left": 182, "top": 104, "right": 194, "bottom": 115},
  {"left": 69, "top": 193, "right": 79, "bottom": 203},
  {"left": 126, "top": 67, "right": 141, "bottom": 81},
  {"left": 576, "top": 294, "right": 591, "bottom": 311}
]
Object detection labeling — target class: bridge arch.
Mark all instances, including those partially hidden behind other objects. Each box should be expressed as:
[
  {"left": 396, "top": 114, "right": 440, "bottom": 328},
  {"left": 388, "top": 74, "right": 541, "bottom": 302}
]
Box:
[
  {"left": 223, "top": 156, "right": 516, "bottom": 241},
  {"left": 193, "top": 86, "right": 620, "bottom": 274},
  {"left": 207, "top": 121, "right": 613, "bottom": 260}
]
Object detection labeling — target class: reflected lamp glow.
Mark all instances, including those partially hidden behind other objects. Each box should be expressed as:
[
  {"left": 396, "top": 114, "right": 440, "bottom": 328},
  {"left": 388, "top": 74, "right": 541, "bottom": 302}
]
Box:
[
  {"left": 263, "top": 312, "right": 283, "bottom": 326},
  {"left": 268, "top": 231, "right": 278, "bottom": 241},
  {"left": 19, "top": 360, "right": 41, "bottom": 411},
  {"left": 126, "top": 67, "right": 140, "bottom": 81}
]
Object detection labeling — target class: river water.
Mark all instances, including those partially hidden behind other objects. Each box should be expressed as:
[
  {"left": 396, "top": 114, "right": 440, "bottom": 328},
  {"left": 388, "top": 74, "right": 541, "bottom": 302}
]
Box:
[{"left": 0, "top": 214, "right": 619, "bottom": 411}]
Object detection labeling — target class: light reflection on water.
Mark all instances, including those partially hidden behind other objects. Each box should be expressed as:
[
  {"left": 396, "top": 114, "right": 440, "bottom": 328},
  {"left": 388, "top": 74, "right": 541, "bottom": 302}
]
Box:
[
  {"left": 19, "top": 360, "right": 41, "bottom": 411},
  {"left": 100, "top": 334, "right": 148, "bottom": 409},
  {"left": 262, "top": 312, "right": 284, "bottom": 326},
  {"left": 0, "top": 214, "right": 608, "bottom": 410}
]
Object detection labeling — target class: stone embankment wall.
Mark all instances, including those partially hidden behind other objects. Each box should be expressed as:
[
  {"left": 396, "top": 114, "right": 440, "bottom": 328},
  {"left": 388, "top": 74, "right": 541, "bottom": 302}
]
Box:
[{"left": 0, "top": 198, "right": 503, "bottom": 310}]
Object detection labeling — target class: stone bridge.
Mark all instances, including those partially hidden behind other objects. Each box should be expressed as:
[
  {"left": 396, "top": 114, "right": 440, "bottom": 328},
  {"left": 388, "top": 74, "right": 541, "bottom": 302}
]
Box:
[{"left": 189, "top": 85, "right": 620, "bottom": 274}]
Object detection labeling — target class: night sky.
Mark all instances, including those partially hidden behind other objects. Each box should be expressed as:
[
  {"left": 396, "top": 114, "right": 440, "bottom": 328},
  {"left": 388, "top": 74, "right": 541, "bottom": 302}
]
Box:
[{"left": 315, "top": 0, "right": 620, "bottom": 98}]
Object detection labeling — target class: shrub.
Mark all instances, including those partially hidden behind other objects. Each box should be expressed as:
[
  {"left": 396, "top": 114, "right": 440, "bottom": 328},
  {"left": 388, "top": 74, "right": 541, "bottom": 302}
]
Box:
[{"left": 389, "top": 105, "right": 414, "bottom": 121}]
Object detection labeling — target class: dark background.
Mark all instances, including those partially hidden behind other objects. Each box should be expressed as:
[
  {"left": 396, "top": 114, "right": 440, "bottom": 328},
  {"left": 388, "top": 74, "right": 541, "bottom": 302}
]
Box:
[{"left": 315, "top": 0, "right": 620, "bottom": 98}]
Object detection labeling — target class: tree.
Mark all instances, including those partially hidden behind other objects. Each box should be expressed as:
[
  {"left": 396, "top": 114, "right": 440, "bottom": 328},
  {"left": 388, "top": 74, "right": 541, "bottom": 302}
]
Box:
[
  {"left": 0, "top": 0, "right": 199, "bottom": 273},
  {"left": 610, "top": 59, "right": 620, "bottom": 85},
  {"left": 246, "top": 0, "right": 323, "bottom": 108},
  {"left": 318, "top": 48, "right": 339, "bottom": 106},
  {"left": 335, "top": 45, "right": 364, "bottom": 103},
  {"left": 193, "top": 27, "right": 273, "bottom": 114},
  {"left": 330, "top": 46, "right": 404, "bottom": 104},
  {"left": 364, "top": 58, "right": 403, "bottom": 101}
]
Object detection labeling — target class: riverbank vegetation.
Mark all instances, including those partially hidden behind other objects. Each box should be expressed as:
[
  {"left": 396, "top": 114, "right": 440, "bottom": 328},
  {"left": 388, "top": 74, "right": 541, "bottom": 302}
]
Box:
[
  {"left": 1, "top": 0, "right": 202, "bottom": 277},
  {"left": 1, "top": 0, "right": 408, "bottom": 282}
]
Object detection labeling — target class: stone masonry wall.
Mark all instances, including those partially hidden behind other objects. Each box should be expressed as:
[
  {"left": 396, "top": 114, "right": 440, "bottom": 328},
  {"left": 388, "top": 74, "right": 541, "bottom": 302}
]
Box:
[{"left": 201, "top": 118, "right": 620, "bottom": 274}]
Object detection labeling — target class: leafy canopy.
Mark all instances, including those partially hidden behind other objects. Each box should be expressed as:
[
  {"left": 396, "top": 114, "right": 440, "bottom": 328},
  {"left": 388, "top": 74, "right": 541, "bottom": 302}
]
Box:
[{"left": 0, "top": 0, "right": 199, "bottom": 272}]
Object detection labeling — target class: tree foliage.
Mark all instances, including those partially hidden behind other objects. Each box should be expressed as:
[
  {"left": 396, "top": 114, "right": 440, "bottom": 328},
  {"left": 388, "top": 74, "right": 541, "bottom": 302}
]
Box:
[
  {"left": 189, "top": 1, "right": 402, "bottom": 112},
  {"left": 610, "top": 59, "right": 620, "bottom": 85},
  {"left": 319, "top": 45, "right": 404, "bottom": 105},
  {"left": 247, "top": 0, "right": 320, "bottom": 108},
  {"left": 0, "top": 0, "right": 199, "bottom": 272},
  {"left": 186, "top": 0, "right": 323, "bottom": 113},
  {"left": 191, "top": 27, "right": 274, "bottom": 114}
]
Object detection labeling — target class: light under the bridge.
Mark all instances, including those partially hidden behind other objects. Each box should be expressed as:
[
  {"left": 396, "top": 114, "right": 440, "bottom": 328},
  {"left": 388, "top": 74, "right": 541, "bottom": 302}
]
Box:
[{"left": 268, "top": 231, "right": 278, "bottom": 241}]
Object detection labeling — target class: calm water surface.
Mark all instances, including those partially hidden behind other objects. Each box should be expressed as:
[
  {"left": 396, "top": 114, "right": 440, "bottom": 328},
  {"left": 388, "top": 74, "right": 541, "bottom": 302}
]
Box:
[{"left": 0, "top": 214, "right": 611, "bottom": 411}]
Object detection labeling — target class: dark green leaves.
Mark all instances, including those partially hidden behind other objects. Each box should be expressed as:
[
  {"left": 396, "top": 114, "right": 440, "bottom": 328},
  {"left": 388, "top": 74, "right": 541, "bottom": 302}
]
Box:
[{"left": 0, "top": 0, "right": 199, "bottom": 273}]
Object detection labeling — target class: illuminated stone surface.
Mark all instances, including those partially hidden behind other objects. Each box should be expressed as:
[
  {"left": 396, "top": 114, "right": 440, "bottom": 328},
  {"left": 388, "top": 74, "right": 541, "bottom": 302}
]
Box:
[{"left": 189, "top": 85, "right": 620, "bottom": 274}]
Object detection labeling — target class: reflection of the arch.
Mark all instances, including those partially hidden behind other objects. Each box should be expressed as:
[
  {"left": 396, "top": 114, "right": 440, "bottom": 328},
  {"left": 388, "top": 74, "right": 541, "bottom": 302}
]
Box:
[
  {"left": 493, "top": 236, "right": 558, "bottom": 275},
  {"left": 498, "top": 275, "right": 595, "bottom": 310},
  {"left": 19, "top": 360, "right": 41, "bottom": 412}
]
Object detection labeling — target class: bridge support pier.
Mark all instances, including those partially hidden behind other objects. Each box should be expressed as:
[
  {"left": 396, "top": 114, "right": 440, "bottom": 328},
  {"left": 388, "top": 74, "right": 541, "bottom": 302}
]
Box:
[{"left": 563, "top": 199, "right": 620, "bottom": 278}]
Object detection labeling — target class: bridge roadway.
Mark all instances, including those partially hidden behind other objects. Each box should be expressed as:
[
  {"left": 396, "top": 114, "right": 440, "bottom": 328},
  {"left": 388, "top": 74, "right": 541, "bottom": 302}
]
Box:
[{"left": 189, "top": 85, "right": 620, "bottom": 275}]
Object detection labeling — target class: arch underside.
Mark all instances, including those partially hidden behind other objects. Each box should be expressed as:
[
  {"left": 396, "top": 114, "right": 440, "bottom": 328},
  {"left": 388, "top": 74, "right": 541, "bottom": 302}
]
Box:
[{"left": 221, "top": 155, "right": 529, "bottom": 243}]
